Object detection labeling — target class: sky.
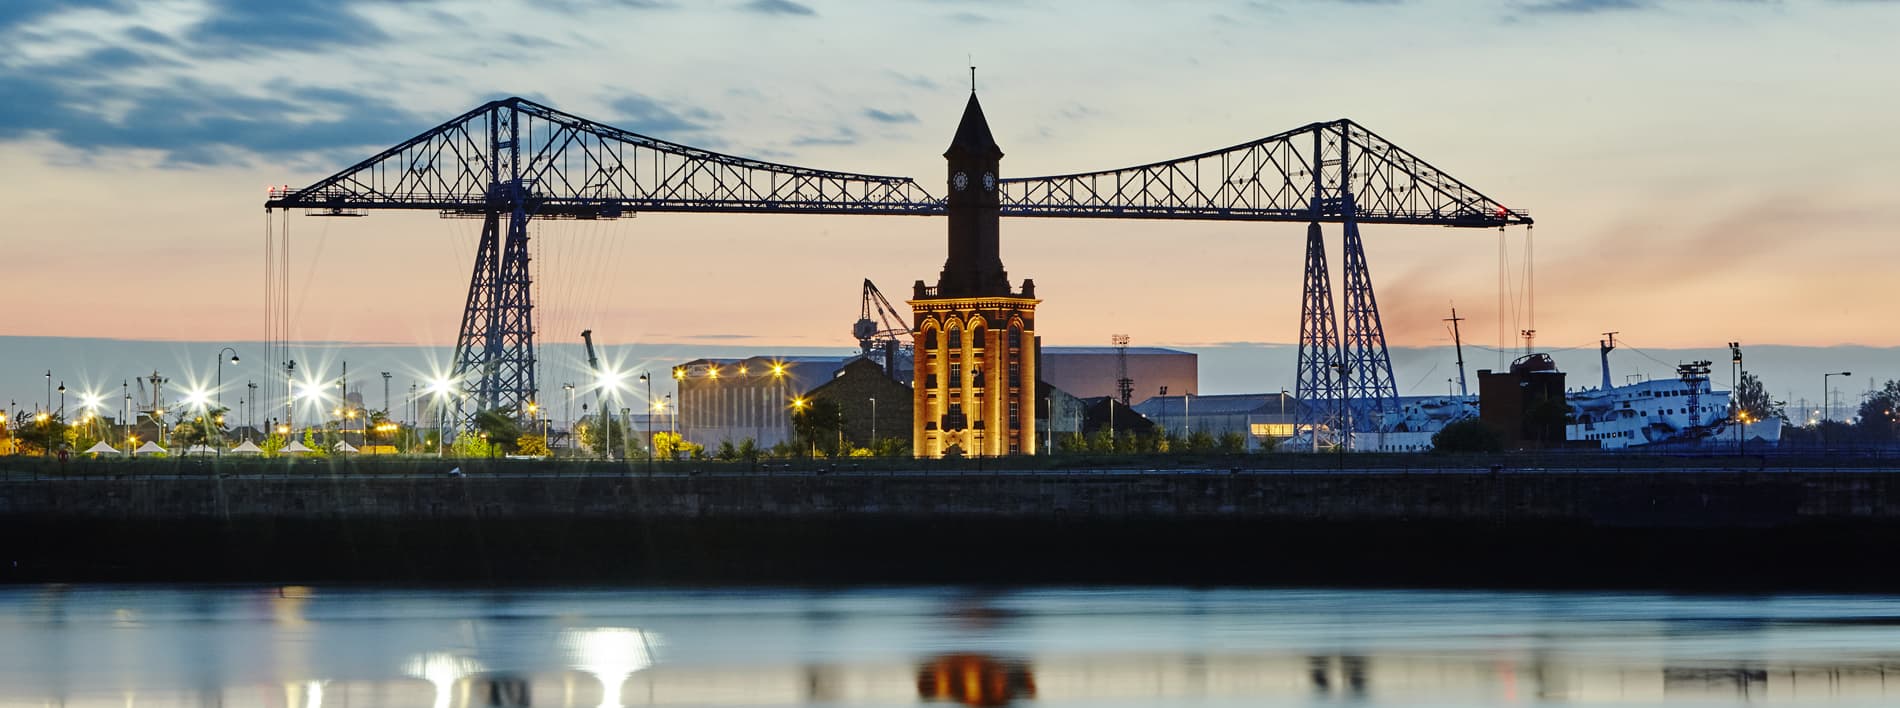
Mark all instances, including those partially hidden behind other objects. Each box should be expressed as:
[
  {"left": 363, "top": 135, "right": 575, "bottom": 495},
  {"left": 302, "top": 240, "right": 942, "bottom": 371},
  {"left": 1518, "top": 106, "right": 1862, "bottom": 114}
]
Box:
[{"left": 1, "top": 0, "right": 1897, "bottom": 410}]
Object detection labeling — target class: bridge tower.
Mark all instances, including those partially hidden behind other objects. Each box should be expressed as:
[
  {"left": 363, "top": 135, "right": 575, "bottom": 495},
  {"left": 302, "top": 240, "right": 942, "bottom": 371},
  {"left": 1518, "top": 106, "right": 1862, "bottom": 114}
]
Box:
[
  {"left": 1295, "top": 124, "right": 1399, "bottom": 448},
  {"left": 451, "top": 108, "right": 537, "bottom": 423},
  {"left": 910, "top": 92, "right": 1040, "bottom": 458}
]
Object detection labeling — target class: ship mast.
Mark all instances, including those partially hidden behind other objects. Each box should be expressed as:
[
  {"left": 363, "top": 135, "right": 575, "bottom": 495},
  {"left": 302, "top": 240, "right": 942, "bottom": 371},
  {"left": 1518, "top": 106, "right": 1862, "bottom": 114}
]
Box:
[
  {"left": 1445, "top": 307, "right": 1468, "bottom": 397},
  {"left": 1599, "top": 332, "right": 1618, "bottom": 391}
]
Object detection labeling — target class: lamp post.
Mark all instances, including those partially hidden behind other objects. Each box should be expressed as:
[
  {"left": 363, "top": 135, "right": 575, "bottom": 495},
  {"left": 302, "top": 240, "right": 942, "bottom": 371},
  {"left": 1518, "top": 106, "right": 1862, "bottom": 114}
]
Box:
[
  {"left": 868, "top": 397, "right": 876, "bottom": 450},
  {"left": 214, "top": 348, "right": 239, "bottom": 451},
  {"left": 246, "top": 381, "right": 258, "bottom": 440},
  {"left": 639, "top": 373, "right": 652, "bottom": 471},
  {"left": 1729, "top": 342, "right": 1743, "bottom": 456},
  {"left": 1823, "top": 370, "right": 1852, "bottom": 447},
  {"left": 57, "top": 382, "right": 65, "bottom": 418},
  {"left": 563, "top": 383, "right": 575, "bottom": 451},
  {"left": 791, "top": 397, "right": 811, "bottom": 459}
]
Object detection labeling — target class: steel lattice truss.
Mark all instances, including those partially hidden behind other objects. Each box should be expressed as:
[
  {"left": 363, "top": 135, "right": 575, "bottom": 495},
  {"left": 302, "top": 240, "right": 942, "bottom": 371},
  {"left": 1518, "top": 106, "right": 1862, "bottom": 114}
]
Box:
[
  {"left": 265, "top": 97, "right": 939, "bottom": 216},
  {"left": 264, "top": 98, "right": 1530, "bottom": 438},
  {"left": 999, "top": 119, "right": 1530, "bottom": 227}
]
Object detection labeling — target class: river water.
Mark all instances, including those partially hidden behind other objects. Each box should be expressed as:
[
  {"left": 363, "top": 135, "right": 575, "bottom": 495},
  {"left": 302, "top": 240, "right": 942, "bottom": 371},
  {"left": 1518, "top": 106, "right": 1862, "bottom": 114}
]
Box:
[{"left": 4, "top": 585, "right": 1899, "bottom": 707}]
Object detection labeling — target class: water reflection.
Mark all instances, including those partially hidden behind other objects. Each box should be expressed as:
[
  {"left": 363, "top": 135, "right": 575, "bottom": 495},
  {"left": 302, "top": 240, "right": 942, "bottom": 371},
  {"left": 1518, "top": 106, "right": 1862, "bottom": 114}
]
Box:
[
  {"left": 405, "top": 653, "right": 484, "bottom": 708},
  {"left": 7, "top": 587, "right": 1900, "bottom": 706},
  {"left": 564, "top": 628, "right": 659, "bottom": 708},
  {"left": 916, "top": 654, "right": 1036, "bottom": 706}
]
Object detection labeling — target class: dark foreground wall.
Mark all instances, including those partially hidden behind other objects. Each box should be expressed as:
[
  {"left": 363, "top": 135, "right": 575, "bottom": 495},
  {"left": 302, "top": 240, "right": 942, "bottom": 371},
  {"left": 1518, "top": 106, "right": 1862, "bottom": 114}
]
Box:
[{"left": 6, "top": 464, "right": 1900, "bottom": 589}]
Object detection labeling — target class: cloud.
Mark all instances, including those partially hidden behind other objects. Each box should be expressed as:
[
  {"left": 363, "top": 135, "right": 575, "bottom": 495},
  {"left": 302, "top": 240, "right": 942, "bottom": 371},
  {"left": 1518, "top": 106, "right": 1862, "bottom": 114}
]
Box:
[
  {"left": 1518, "top": 0, "right": 1652, "bottom": 13},
  {"left": 608, "top": 93, "right": 723, "bottom": 143},
  {"left": 889, "top": 71, "right": 940, "bottom": 90},
  {"left": 862, "top": 108, "right": 918, "bottom": 124},
  {"left": 790, "top": 127, "right": 859, "bottom": 147},
  {"left": 0, "top": 64, "right": 420, "bottom": 167},
  {"left": 0, "top": 0, "right": 127, "bottom": 31},
  {"left": 541, "top": 0, "right": 672, "bottom": 12},
  {"left": 739, "top": 0, "right": 817, "bottom": 15},
  {"left": 186, "top": 0, "right": 393, "bottom": 54}
]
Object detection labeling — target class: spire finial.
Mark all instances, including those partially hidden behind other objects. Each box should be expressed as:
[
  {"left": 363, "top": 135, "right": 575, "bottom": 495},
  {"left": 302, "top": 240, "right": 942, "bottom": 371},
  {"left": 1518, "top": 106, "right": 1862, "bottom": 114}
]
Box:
[{"left": 968, "top": 58, "right": 976, "bottom": 93}]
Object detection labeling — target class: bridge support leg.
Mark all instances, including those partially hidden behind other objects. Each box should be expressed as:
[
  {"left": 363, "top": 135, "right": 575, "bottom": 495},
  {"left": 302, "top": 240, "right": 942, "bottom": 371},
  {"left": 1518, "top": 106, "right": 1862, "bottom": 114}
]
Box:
[
  {"left": 1294, "top": 221, "right": 1343, "bottom": 451},
  {"left": 1338, "top": 211, "right": 1398, "bottom": 439},
  {"left": 451, "top": 208, "right": 537, "bottom": 429}
]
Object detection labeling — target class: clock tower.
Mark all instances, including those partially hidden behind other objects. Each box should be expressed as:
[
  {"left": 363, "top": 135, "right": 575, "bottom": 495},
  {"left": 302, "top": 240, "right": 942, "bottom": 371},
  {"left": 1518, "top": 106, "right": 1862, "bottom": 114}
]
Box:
[{"left": 910, "top": 93, "right": 1040, "bottom": 457}]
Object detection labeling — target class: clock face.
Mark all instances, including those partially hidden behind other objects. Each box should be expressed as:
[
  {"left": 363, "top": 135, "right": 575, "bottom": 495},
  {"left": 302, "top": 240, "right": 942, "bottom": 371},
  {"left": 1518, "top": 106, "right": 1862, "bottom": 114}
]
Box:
[
  {"left": 982, "top": 172, "right": 996, "bottom": 191},
  {"left": 952, "top": 172, "right": 969, "bottom": 191}
]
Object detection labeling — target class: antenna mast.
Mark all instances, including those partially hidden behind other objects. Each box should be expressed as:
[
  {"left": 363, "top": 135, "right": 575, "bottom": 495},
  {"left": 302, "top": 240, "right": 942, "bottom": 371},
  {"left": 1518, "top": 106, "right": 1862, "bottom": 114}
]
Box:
[
  {"left": 1445, "top": 307, "right": 1468, "bottom": 397},
  {"left": 1112, "top": 334, "right": 1133, "bottom": 406}
]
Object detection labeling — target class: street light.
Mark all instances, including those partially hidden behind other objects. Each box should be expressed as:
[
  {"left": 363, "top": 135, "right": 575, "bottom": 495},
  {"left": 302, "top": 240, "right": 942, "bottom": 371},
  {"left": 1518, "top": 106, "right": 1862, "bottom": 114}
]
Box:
[
  {"left": 638, "top": 373, "right": 652, "bottom": 471},
  {"left": 563, "top": 383, "right": 576, "bottom": 451},
  {"left": 215, "top": 348, "right": 239, "bottom": 453},
  {"left": 427, "top": 376, "right": 457, "bottom": 456},
  {"left": 1821, "top": 370, "right": 1853, "bottom": 445},
  {"left": 868, "top": 397, "right": 876, "bottom": 451},
  {"left": 791, "top": 397, "right": 811, "bottom": 458}
]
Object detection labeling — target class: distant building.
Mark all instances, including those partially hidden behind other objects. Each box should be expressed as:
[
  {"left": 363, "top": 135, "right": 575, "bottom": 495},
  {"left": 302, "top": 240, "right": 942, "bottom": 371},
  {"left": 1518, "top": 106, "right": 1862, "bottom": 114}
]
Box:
[
  {"left": 805, "top": 357, "right": 914, "bottom": 449},
  {"left": 1478, "top": 353, "right": 1569, "bottom": 449},
  {"left": 673, "top": 355, "right": 848, "bottom": 448},
  {"left": 1133, "top": 392, "right": 1296, "bottom": 451},
  {"left": 1039, "top": 346, "right": 1198, "bottom": 403}
]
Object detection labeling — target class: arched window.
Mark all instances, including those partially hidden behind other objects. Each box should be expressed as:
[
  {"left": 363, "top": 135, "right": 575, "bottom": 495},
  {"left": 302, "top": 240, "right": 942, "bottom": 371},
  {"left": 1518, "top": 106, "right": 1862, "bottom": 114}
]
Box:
[{"left": 969, "top": 317, "right": 987, "bottom": 350}]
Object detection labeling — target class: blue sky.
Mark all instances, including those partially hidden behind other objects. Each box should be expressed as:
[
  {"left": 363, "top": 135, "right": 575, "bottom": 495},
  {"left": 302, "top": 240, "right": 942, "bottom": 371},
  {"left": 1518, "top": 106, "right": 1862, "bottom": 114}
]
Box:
[{"left": 1, "top": 0, "right": 1897, "bottom": 408}]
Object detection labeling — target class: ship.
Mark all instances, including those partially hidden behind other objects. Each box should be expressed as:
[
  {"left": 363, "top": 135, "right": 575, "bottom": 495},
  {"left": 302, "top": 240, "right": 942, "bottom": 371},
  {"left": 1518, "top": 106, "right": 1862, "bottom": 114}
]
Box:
[
  {"left": 1345, "top": 335, "right": 1783, "bottom": 452},
  {"left": 1563, "top": 335, "right": 1782, "bottom": 450}
]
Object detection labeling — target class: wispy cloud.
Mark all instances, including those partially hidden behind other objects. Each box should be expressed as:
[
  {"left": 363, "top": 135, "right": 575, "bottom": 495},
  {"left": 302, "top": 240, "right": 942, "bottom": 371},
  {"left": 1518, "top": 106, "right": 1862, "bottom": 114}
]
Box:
[
  {"left": 739, "top": 0, "right": 817, "bottom": 16},
  {"left": 790, "top": 126, "right": 859, "bottom": 147},
  {"left": 1519, "top": 0, "right": 1652, "bottom": 14},
  {"left": 186, "top": 0, "right": 393, "bottom": 54},
  {"left": 609, "top": 93, "right": 723, "bottom": 143},
  {"left": 863, "top": 108, "right": 918, "bottom": 124}
]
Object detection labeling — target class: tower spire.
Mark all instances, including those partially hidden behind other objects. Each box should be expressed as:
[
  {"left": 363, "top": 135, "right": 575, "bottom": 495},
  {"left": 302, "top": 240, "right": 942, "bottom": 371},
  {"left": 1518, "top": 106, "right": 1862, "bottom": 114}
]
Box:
[{"left": 938, "top": 92, "right": 1006, "bottom": 296}]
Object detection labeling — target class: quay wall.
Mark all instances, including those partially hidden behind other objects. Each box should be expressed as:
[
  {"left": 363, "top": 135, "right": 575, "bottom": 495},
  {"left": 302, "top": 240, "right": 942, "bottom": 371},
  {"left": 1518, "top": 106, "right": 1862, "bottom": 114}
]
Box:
[{"left": 5, "top": 460, "right": 1900, "bottom": 588}]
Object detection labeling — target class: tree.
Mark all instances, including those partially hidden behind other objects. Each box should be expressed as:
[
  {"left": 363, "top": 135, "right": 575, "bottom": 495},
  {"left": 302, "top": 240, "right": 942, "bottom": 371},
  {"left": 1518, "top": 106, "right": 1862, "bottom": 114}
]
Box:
[
  {"left": 792, "top": 399, "right": 844, "bottom": 457},
  {"left": 171, "top": 406, "right": 230, "bottom": 448},
  {"left": 1855, "top": 380, "right": 1900, "bottom": 443},
  {"left": 653, "top": 431, "right": 685, "bottom": 460},
  {"left": 516, "top": 434, "right": 551, "bottom": 457},
  {"left": 1733, "top": 371, "right": 1786, "bottom": 423},
  {"left": 576, "top": 419, "right": 631, "bottom": 458},
  {"left": 472, "top": 409, "right": 522, "bottom": 451},
  {"left": 301, "top": 428, "right": 332, "bottom": 457},
  {"left": 12, "top": 412, "right": 67, "bottom": 455},
  {"left": 450, "top": 431, "right": 494, "bottom": 458},
  {"left": 260, "top": 432, "right": 288, "bottom": 458},
  {"left": 1432, "top": 419, "right": 1504, "bottom": 453},
  {"left": 1217, "top": 431, "right": 1247, "bottom": 454}
]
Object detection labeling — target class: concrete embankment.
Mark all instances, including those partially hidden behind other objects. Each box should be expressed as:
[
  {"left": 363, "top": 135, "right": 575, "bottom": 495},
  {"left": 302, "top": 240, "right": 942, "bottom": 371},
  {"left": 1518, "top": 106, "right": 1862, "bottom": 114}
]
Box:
[{"left": 5, "top": 459, "right": 1900, "bottom": 588}]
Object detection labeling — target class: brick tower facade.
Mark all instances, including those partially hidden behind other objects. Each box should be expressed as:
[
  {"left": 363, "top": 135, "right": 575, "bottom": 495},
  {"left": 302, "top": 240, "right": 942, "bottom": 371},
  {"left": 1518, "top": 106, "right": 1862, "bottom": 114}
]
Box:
[{"left": 910, "top": 93, "right": 1039, "bottom": 457}]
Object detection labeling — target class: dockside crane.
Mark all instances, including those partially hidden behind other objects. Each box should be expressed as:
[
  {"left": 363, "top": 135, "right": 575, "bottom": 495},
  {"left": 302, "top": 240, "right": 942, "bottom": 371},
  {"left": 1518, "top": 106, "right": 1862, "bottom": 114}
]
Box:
[
  {"left": 854, "top": 279, "right": 913, "bottom": 379},
  {"left": 581, "top": 329, "right": 614, "bottom": 460}
]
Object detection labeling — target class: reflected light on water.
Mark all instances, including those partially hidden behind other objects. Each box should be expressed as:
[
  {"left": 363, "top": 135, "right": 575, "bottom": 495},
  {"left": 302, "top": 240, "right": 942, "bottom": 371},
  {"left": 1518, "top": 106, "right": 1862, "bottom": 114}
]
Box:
[
  {"left": 563, "top": 627, "right": 659, "bottom": 708},
  {"left": 917, "top": 654, "right": 1037, "bottom": 707},
  {"left": 404, "top": 652, "right": 483, "bottom": 708}
]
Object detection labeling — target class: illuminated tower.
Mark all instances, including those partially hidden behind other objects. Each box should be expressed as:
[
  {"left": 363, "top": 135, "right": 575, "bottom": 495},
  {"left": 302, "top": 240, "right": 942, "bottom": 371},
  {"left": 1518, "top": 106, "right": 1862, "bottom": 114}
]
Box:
[{"left": 911, "top": 92, "right": 1040, "bottom": 457}]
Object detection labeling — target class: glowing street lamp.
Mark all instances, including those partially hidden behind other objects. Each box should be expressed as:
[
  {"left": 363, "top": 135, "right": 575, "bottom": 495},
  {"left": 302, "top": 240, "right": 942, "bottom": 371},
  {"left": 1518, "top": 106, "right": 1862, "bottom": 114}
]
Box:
[{"left": 427, "top": 376, "right": 458, "bottom": 457}]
